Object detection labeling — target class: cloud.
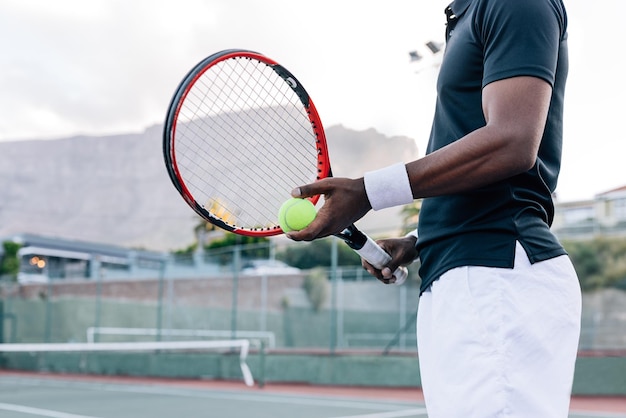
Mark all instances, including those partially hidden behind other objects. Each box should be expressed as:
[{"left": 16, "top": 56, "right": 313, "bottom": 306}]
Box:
[
  {"left": 0, "top": 0, "right": 623, "bottom": 201},
  {"left": 0, "top": 0, "right": 447, "bottom": 140}
]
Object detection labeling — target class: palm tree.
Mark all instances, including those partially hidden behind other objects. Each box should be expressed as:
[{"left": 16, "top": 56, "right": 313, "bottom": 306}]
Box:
[{"left": 400, "top": 200, "right": 422, "bottom": 235}]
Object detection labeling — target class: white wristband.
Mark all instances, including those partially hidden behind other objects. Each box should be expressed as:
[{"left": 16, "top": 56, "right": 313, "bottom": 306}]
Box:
[{"left": 363, "top": 163, "right": 414, "bottom": 211}]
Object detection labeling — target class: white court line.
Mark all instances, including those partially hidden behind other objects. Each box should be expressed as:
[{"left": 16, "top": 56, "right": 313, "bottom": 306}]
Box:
[
  {"left": 570, "top": 411, "right": 626, "bottom": 418},
  {"left": 330, "top": 408, "right": 626, "bottom": 418},
  {"left": 0, "top": 402, "right": 99, "bottom": 418},
  {"left": 330, "top": 409, "right": 428, "bottom": 418},
  {"left": 1, "top": 377, "right": 419, "bottom": 412}
]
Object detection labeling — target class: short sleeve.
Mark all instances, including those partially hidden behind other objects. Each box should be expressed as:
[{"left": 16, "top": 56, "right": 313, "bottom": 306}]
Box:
[{"left": 477, "top": 0, "right": 566, "bottom": 88}]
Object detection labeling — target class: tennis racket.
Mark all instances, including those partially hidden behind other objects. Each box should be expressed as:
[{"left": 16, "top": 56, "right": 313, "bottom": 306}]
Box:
[{"left": 163, "top": 49, "right": 407, "bottom": 285}]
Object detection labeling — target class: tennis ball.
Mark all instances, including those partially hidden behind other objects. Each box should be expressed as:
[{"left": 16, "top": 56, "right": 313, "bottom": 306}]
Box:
[{"left": 278, "top": 198, "right": 317, "bottom": 232}]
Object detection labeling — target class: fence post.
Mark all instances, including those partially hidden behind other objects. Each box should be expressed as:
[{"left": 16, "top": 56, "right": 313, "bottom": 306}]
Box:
[
  {"left": 329, "top": 237, "right": 338, "bottom": 354},
  {"left": 0, "top": 299, "right": 4, "bottom": 344},
  {"left": 399, "top": 285, "right": 407, "bottom": 349},
  {"left": 93, "top": 257, "right": 102, "bottom": 343},
  {"left": 260, "top": 274, "right": 268, "bottom": 332},
  {"left": 44, "top": 278, "right": 52, "bottom": 342},
  {"left": 231, "top": 245, "right": 241, "bottom": 340},
  {"left": 0, "top": 299, "right": 4, "bottom": 367},
  {"left": 258, "top": 340, "right": 266, "bottom": 388},
  {"left": 156, "top": 259, "right": 166, "bottom": 342}
]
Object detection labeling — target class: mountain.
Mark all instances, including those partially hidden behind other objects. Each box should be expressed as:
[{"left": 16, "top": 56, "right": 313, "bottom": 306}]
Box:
[{"left": 0, "top": 124, "right": 419, "bottom": 251}]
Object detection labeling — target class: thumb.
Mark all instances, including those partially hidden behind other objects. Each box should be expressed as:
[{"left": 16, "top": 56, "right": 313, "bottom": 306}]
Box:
[{"left": 291, "top": 179, "right": 329, "bottom": 199}]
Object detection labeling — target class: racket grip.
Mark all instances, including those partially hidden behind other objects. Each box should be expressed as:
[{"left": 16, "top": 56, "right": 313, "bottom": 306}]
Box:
[{"left": 354, "top": 235, "right": 408, "bottom": 286}]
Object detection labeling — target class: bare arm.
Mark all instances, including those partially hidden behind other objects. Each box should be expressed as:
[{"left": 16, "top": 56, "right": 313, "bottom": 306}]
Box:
[
  {"left": 288, "top": 76, "right": 553, "bottom": 241},
  {"left": 406, "top": 76, "right": 552, "bottom": 197}
]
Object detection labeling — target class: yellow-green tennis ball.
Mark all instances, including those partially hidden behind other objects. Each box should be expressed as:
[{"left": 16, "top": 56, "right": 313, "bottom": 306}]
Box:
[{"left": 278, "top": 198, "right": 317, "bottom": 232}]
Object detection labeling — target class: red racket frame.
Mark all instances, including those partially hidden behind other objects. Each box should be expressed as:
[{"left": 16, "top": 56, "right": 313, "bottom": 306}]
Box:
[{"left": 163, "top": 50, "right": 331, "bottom": 237}]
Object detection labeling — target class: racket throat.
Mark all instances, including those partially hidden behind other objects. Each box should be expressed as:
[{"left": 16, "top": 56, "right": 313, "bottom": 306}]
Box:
[{"left": 336, "top": 224, "right": 368, "bottom": 250}]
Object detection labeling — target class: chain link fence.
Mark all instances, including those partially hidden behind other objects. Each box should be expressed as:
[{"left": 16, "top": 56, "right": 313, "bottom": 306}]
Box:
[{"left": 1, "top": 240, "right": 625, "bottom": 352}]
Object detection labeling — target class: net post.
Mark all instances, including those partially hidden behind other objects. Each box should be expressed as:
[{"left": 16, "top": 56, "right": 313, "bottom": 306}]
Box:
[{"left": 237, "top": 339, "right": 254, "bottom": 387}]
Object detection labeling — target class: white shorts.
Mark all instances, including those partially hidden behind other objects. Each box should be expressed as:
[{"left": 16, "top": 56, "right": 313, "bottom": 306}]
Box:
[{"left": 417, "top": 242, "right": 582, "bottom": 418}]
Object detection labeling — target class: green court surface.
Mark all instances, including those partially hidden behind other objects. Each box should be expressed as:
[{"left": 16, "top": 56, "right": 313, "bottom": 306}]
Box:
[{"left": 0, "top": 374, "right": 624, "bottom": 418}]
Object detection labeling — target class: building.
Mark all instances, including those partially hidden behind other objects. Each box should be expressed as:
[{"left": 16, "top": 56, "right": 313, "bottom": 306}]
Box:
[
  {"left": 0, "top": 233, "right": 168, "bottom": 283},
  {"left": 553, "top": 185, "right": 626, "bottom": 240}
]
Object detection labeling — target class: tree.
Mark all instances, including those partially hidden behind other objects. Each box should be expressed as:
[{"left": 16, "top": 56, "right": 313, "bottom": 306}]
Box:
[
  {"left": 176, "top": 216, "right": 271, "bottom": 264},
  {"left": 205, "top": 234, "right": 271, "bottom": 264},
  {"left": 303, "top": 268, "right": 328, "bottom": 311},
  {"left": 563, "top": 238, "right": 626, "bottom": 291},
  {"left": 281, "top": 238, "right": 361, "bottom": 269},
  {"left": 0, "top": 241, "right": 21, "bottom": 281},
  {"left": 400, "top": 200, "right": 421, "bottom": 234}
]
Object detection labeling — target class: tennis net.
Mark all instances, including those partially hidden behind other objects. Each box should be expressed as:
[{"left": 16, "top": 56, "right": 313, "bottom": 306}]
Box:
[
  {"left": 85, "top": 326, "right": 276, "bottom": 348},
  {"left": 0, "top": 339, "right": 254, "bottom": 386}
]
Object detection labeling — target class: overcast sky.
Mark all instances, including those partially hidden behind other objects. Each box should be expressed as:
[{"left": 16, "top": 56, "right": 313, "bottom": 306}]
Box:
[{"left": 0, "top": 0, "right": 623, "bottom": 202}]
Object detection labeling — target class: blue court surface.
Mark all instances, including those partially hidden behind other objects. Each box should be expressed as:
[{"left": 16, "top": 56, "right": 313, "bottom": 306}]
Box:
[{"left": 0, "top": 373, "right": 624, "bottom": 418}]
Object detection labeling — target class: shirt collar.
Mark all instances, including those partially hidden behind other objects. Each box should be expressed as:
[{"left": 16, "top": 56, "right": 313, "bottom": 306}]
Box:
[{"left": 446, "top": 0, "right": 472, "bottom": 19}]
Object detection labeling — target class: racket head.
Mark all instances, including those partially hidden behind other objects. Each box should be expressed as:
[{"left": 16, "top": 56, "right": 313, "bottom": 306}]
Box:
[{"left": 163, "top": 50, "right": 331, "bottom": 236}]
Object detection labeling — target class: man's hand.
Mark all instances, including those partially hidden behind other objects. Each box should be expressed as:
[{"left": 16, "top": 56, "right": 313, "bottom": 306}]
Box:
[
  {"left": 363, "top": 235, "right": 419, "bottom": 284},
  {"left": 286, "top": 177, "right": 372, "bottom": 241}
]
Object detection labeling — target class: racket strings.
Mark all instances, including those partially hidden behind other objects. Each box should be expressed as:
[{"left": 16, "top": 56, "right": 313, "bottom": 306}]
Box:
[
  {"left": 236, "top": 59, "right": 320, "bottom": 169},
  {"left": 207, "top": 62, "right": 313, "bottom": 223},
  {"left": 179, "top": 64, "right": 275, "bottom": 223},
  {"left": 172, "top": 56, "right": 320, "bottom": 231}
]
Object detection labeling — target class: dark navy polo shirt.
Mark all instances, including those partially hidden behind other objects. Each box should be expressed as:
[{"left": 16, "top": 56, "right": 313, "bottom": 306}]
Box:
[{"left": 416, "top": 0, "right": 569, "bottom": 293}]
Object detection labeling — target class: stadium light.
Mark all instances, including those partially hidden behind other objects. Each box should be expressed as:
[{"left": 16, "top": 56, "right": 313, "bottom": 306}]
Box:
[{"left": 409, "top": 40, "right": 444, "bottom": 73}]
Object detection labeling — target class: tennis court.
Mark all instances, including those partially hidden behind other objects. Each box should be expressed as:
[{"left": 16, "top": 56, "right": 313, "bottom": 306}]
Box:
[
  {"left": 2, "top": 260, "right": 626, "bottom": 417},
  {"left": 0, "top": 372, "right": 624, "bottom": 418}
]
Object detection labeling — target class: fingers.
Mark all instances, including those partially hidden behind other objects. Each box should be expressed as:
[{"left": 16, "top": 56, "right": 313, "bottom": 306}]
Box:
[
  {"left": 286, "top": 177, "right": 372, "bottom": 242},
  {"left": 291, "top": 179, "right": 330, "bottom": 199},
  {"left": 362, "top": 254, "right": 400, "bottom": 285},
  {"left": 285, "top": 180, "right": 328, "bottom": 241},
  {"left": 285, "top": 216, "right": 328, "bottom": 241},
  {"left": 362, "top": 237, "right": 418, "bottom": 285}
]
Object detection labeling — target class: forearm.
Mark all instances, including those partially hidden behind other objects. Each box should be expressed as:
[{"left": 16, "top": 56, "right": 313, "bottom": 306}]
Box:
[
  {"left": 366, "top": 76, "right": 550, "bottom": 205},
  {"left": 406, "top": 124, "right": 538, "bottom": 199}
]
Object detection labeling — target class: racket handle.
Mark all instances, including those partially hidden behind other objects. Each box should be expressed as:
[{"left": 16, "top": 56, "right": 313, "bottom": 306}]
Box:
[
  {"left": 337, "top": 225, "right": 408, "bottom": 286},
  {"left": 354, "top": 235, "right": 408, "bottom": 285}
]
